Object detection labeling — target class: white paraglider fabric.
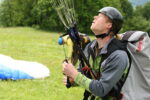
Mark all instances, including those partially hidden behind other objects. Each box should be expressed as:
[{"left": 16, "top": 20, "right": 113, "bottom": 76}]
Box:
[{"left": 0, "top": 54, "right": 50, "bottom": 80}]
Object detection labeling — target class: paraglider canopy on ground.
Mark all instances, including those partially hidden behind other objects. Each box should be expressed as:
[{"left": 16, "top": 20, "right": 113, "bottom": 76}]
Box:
[{"left": 0, "top": 54, "right": 50, "bottom": 80}]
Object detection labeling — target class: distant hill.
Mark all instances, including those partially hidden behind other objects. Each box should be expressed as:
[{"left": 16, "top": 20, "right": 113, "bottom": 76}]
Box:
[{"left": 129, "top": 0, "right": 150, "bottom": 6}]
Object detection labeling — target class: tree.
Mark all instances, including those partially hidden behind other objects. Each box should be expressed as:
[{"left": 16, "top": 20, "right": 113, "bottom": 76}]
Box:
[
  {"left": 123, "top": 2, "right": 150, "bottom": 35},
  {"left": 0, "top": 0, "right": 14, "bottom": 26},
  {"left": 0, "top": 0, "right": 37, "bottom": 26},
  {"left": 122, "top": 16, "right": 150, "bottom": 34},
  {"left": 120, "top": 0, "right": 133, "bottom": 19},
  {"left": 1, "top": 0, "right": 142, "bottom": 34},
  {"left": 31, "top": 0, "right": 64, "bottom": 31},
  {"left": 142, "top": 2, "right": 150, "bottom": 20}
]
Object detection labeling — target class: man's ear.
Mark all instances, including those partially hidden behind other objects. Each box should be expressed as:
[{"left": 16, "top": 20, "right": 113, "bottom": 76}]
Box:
[{"left": 107, "top": 23, "right": 112, "bottom": 29}]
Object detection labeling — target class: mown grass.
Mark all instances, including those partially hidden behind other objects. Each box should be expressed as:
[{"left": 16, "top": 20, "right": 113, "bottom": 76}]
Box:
[{"left": 0, "top": 27, "right": 85, "bottom": 100}]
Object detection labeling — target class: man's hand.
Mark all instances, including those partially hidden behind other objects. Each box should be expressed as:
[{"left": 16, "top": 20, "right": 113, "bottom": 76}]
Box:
[
  {"left": 63, "top": 76, "right": 74, "bottom": 86},
  {"left": 62, "top": 61, "right": 79, "bottom": 80}
]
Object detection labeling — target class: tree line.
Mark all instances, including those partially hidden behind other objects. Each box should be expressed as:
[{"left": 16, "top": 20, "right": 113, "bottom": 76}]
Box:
[{"left": 0, "top": 0, "right": 150, "bottom": 35}]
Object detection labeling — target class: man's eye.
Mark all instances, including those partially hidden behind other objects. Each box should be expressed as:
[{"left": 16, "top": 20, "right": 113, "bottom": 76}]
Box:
[{"left": 98, "top": 16, "right": 102, "bottom": 18}]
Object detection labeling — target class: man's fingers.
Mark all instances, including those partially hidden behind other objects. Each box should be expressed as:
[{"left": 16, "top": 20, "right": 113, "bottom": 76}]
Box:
[
  {"left": 62, "top": 62, "right": 67, "bottom": 73},
  {"left": 63, "top": 76, "right": 67, "bottom": 85}
]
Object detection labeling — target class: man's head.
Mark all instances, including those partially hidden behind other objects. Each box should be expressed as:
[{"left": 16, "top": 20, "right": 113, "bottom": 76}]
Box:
[{"left": 91, "top": 7, "right": 123, "bottom": 36}]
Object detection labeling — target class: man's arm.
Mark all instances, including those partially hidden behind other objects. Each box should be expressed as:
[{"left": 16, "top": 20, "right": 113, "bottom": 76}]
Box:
[{"left": 74, "top": 50, "right": 129, "bottom": 97}]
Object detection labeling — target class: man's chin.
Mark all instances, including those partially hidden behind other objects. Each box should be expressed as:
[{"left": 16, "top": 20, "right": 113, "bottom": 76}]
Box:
[{"left": 90, "top": 26, "right": 94, "bottom": 31}]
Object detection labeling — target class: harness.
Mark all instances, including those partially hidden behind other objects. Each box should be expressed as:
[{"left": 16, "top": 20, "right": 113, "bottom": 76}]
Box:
[{"left": 82, "top": 38, "right": 131, "bottom": 100}]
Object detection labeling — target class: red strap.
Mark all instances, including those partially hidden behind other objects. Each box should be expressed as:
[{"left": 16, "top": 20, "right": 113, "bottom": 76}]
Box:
[
  {"left": 113, "top": 93, "right": 124, "bottom": 100},
  {"left": 120, "top": 93, "right": 124, "bottom": 100},
  {"left": 82, "top": 66, "right": 90, "bottom": 72}
]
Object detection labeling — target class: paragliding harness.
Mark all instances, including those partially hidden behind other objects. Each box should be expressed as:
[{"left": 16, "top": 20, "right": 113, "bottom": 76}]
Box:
[{"left": 82, "top": 34, "right": 133, "bottom": 100}]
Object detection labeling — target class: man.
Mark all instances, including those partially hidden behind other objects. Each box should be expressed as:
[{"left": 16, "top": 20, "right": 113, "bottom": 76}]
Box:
[{"left": 63, "top": 7, "right": 129, "bottom": 100}]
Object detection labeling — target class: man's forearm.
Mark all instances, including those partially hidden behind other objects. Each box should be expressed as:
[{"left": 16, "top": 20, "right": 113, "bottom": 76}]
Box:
[{"left": 74, "top": 73, "right": 92, "bottom": 91}]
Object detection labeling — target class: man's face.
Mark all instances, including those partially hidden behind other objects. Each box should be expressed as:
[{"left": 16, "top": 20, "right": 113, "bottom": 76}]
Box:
[{"left": 90, "top": 13, "right": 112, "bottom": 35}]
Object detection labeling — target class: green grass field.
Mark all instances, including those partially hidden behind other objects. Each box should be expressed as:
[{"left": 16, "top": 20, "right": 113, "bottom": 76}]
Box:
[{"left": 0, "top": 27, "right": 85, "bottom": 100}]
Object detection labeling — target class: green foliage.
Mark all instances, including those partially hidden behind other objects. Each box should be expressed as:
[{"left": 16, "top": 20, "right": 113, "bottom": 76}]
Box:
[
  {"left": 123, "top": 16, "right": 150, "bottom": 34},
  {"left": 122, "top": 2, "right": 150, "bottom": 35},
  {"left": 31, "top": 0, "right": 64, "bottom": 31},
  {"left": 0, "top": 0, "right": 37, "bottom": 26},
  {"left": 0, "top": 0, "right": 150, "bottom": 35},
  {"left": 0, "top": 0, "right": 126, "bottom": 33},
  {"left": 120, "top": 0, "right": 133, "bottom": 19},
  {"left": 0, "top": 0, "right": 14, "bottom": 26},
  {"left": 141, "top": 2, "right": 150, "bottom": 20}
]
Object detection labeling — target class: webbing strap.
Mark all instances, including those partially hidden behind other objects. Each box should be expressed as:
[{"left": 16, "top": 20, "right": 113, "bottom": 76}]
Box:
[
  {"left": 118, "top": 51, "right": 132, "bottom": 99},
  {"left": 95, "top": 33, "right": 109, "bottom": 39}
]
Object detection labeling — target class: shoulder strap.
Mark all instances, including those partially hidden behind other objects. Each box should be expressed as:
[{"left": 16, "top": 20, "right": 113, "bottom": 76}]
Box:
[
  {"left": 101, "top": 38, "right": 131, "bottom": 100},
  {"left": 100, "top": 38, "right": 128, "bottom": 64},
  {"left": 112, "top": 50, "right": 131, "bottom": 100}
]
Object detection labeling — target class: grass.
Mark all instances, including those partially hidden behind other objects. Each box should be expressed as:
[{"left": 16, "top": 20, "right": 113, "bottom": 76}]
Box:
[{"left": 0, "top": 27, "right": 85, "bottom": 100}]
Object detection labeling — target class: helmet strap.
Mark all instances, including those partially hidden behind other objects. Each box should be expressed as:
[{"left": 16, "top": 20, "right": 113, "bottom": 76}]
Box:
[
  {"left": 95, "top": 30, "right": 111, "bottom": 39},
  {"left": 95, "top": 33, "right": 109, "bottom": 39}
]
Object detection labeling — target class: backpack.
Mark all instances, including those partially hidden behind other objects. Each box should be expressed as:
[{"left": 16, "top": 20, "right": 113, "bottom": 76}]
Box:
[{"left": 121, "top": 31, "right": 150, "bottom": 100}]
